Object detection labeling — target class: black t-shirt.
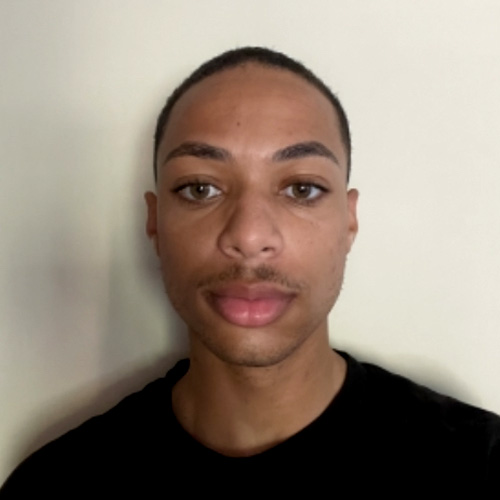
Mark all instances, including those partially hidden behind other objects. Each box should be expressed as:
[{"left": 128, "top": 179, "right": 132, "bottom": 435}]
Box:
[{"left": 2, "top": 352, "right": 499, "bottom": 495}]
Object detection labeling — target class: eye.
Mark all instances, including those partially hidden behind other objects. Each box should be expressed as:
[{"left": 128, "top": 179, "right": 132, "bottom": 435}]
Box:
[
  {"left": 282, "top": 182, "right": 327, "bottom": 202},
  {"left": 174, "top": 182, "right": 222, "bottom": 202}
]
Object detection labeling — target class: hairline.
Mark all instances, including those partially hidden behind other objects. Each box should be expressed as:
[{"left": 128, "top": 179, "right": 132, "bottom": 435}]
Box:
[{"left": 153, "top": 49, "right": 351, "bottom": 183}]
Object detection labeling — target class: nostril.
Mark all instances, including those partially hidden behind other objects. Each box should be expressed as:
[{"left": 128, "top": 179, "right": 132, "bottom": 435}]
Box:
[{"left": 217, "top": 205, "right": 284, "bottom": 259}]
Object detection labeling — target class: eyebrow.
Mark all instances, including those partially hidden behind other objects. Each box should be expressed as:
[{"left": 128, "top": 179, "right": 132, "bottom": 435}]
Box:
[
  {"left": 163, "top": 142, "right": 230, "bottom": 164},
  {"left": 162, "top": 140, "right": 339, "bottom": 166},
  {"left": 272, "top": 141, "right": 339, "bottom": 165}
]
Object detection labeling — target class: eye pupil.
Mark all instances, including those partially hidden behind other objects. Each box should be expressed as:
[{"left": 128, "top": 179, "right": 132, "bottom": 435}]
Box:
[
  {"left": 293, "top": 184, "right": 311, "bottom": 198},
  {"left": 191, "top": 184, "right": 209, "bottom": 199}
]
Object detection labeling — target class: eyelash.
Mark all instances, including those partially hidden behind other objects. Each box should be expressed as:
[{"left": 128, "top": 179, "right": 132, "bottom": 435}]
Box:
[
  {"left": 173, "top": 181, "right": 222, "bottom": 202},
  {"left": 172, "top": 180, "right": 329, "bottom": 205},
  {"left": 281, "top": 182, "right": 328, "bottom": 204}
]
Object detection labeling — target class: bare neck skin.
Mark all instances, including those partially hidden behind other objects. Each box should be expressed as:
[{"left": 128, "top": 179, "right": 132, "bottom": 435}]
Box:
[{"left": 172, "top": 325, "right": 346, "bottom": 457}]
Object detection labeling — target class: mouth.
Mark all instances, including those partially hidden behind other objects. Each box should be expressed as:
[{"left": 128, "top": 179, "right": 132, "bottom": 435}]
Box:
[{"left": 205, "top": 283, "right": 296, "bottom": 328}]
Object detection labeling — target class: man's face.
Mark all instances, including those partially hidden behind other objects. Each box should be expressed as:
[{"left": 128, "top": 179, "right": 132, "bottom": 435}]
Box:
[{"left": 146, "top": 64, "right": 358, "bottom": 367}]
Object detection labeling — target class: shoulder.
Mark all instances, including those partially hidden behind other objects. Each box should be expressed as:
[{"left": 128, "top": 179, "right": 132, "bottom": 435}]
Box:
[
  {"left": 1, "top": 359, "right": 189, "bottom": 496},
  {"left": 360, "top": 357, "right": 500, "bottom": 432},
  {"left": 340, "top": 352, "right": 500, "bottom": 482}
]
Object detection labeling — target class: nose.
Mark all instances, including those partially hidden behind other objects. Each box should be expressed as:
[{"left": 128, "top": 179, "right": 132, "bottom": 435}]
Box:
[{"left": 217, "top": 194, "right": 284, "bottom": 260}]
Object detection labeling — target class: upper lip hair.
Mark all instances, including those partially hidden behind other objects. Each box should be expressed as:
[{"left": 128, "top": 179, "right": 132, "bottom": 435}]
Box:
[{"left": 207, "top": 282, "right": 297, "bottom": 301}]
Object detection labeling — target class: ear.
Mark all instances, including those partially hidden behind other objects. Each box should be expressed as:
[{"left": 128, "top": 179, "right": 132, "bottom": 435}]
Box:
[
  {"left": 346, "top": 188, "right": 359, "bottom": 251},
  {"left": 144, "top": 191, "right": 160, "bottom": 256}
]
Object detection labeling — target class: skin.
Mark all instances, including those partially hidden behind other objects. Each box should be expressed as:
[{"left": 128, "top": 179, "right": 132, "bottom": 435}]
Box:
[{"left": 145, "top": 63, "right": 358, "bottom": 456}]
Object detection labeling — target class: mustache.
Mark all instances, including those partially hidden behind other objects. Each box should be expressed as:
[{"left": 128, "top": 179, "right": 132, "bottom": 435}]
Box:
[{"left": 197, "top": 264, "right": 305, "bottom": 292}]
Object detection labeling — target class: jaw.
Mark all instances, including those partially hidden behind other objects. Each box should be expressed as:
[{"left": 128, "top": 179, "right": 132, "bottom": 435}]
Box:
[{"left": 186, "top": 312, "right": 332, "bottom": 373}]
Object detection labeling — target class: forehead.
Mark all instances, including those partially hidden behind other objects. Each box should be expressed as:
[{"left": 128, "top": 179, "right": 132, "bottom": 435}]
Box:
[{"left": 158, "top": 64, "right": 346, "bottom": 169}]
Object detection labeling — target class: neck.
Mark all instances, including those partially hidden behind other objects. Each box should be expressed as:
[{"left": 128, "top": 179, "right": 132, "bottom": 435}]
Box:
[{"left": 172, "top": 328, "right": 346, "bottom": 457}]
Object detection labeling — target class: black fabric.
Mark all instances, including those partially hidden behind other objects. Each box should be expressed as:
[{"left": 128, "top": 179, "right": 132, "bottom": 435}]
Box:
[{"left": 2, "top": 352, "right": 499, "bottom": 495}]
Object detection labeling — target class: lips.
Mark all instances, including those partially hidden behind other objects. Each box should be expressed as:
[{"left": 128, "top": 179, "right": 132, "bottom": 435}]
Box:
[{"left": 206, "top": 283, "right": 295, "bottom": 327}]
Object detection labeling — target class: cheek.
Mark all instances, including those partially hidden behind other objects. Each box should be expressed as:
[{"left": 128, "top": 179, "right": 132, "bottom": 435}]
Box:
[
  {"left": 157, "top": 221, "right": 213, "bottom": 294},
  {"left": 156, "top": 224, "right": 189, "bottom": 290},
  {"left": 315, "top": 225, "right": 350, "bottom": 294},
  {"left": 159, "top": 250, "right": 193, "bottom": 317}
]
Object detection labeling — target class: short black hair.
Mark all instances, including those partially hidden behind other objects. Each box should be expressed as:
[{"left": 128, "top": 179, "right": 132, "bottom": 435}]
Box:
[{"left": 153, "top": 46, "right": 351, "bottom": 182}]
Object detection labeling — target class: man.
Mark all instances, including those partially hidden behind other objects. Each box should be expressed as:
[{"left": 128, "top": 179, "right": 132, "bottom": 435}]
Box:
[{"left": 2, "top": 47, "right": 499, "bottom": 494}]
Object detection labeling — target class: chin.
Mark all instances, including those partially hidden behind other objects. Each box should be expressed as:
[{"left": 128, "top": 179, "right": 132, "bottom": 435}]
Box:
[{"left": 192, "top": 325, "right": 313, "bottom": 369}]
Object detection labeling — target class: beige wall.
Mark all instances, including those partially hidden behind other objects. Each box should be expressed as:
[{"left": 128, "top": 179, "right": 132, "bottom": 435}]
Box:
[{"left": 1, "top": 0, "right": 499, "bottom": 483}]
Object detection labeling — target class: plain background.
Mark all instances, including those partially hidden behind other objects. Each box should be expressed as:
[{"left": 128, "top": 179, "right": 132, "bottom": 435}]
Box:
[{"left": 1, "top": 0, "right": 499, "bottom": 483}]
